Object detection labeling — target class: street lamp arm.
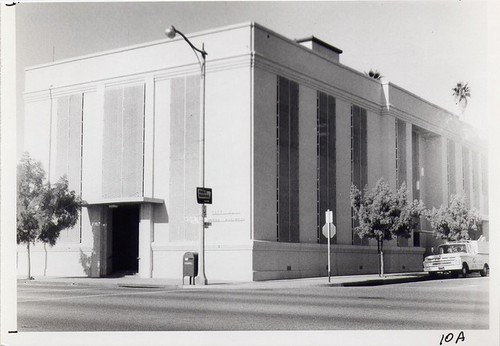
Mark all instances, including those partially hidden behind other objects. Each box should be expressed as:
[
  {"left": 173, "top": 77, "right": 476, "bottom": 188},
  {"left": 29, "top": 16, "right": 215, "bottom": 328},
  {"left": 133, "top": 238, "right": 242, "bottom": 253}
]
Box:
[{"left": 167, "top": 26, "right": 207, "bottom": 58}]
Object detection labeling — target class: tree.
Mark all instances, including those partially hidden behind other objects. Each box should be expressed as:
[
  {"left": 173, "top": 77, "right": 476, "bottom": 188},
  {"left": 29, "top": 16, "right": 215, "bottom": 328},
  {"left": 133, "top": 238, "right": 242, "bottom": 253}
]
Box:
[
  {"left": 426, "top": 194, "right": 481, "bottom": 241},
  {"left": 350, "top": 178, "right": 425, "bottom": 276},
  {"left": 452, "top": 82, "right": 470, "bottom": 118},
  {"left": 17, "top": 152, "right": 81, "bottom": 279}
]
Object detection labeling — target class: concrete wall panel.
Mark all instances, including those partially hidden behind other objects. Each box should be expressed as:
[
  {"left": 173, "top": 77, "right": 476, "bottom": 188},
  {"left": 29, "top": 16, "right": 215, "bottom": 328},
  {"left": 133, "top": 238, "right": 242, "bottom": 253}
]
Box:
[
  {"left": 17, "top": 244, "right": 91, "bottom": 277},
  {"left": 152, "top": 244, "right": 253, "bottom": 281},
  {"left": 252, "top": 241, "right": 424, "bottom": 280},
  {"left": 153, "top": 79, "right": 171, "bottom": 243},
  {"left": 205, "top": 67, "right": 252, "bottom": 244},
  {"left": 81, "top": 90, "right": 102, "bottom": 200},
  {"left": 24, "top": 100, "right": 51, "bottom": 168}
]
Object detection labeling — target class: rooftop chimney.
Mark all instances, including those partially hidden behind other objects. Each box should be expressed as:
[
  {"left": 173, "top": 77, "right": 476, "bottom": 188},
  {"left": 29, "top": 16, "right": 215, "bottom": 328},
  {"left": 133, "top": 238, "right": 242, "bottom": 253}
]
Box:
[{"left": 296, "top": 36, "right": 343, "bottom": 63}]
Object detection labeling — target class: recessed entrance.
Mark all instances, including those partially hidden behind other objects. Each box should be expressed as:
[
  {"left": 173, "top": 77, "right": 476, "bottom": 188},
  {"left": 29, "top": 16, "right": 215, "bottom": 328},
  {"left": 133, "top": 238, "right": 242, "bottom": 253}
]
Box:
[{"left": 111, "top": 205, "right": 140, "bottom": 274}]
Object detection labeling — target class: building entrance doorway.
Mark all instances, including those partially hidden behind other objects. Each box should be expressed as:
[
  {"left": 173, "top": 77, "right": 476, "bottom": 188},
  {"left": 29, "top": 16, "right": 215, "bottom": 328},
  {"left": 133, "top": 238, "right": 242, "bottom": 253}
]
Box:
[{"left": 111, "top": 205, "right": 140, "bottom": 274}]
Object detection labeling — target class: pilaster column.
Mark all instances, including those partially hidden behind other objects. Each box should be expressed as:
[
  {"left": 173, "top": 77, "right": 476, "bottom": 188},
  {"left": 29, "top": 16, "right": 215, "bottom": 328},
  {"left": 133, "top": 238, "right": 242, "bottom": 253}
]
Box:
[{"left": 139, "top": 204, "right": 154, "bottom": 278}]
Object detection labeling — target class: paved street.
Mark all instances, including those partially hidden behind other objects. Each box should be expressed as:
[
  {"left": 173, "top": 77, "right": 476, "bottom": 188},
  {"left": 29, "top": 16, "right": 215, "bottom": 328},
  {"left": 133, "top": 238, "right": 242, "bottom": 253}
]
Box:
[{"left": 17, "top": 276, "right": 488, "bottom": 331}]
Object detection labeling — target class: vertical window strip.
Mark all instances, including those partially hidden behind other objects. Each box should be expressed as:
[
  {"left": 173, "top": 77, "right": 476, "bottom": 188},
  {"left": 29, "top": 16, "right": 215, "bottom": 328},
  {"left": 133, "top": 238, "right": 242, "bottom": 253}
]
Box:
[
  {"left": 120, "top": 87, "right": 125, "bottom": 197},
  {"left": 462, "top": 147, "right": 470, "bottom": 206},
  {"left": 351, "top": 105, "right": 367, "bottom": 246},
  {"left": 481, "top": 155, "right": 488, "bottom": 195},
  {"left": 289, "top": 81, "right": 299, "bottom": 242},
  {"left": 361, "top": 108, "right": 367, "bottom": 188},
  {"left": 481, "top": 154, "right": 488, "bottom": 212},
  {"left": 142, "top": 84, "right": 146, "bottom": 197},
  {"left": 276, "top": 77, "right": 280, "bottom": 241},
  {"left": 288, "top": 82, "right": 291, "bottom": 243},
  {"left": 79, "top": 94, "right": 84, "bottom": 243},
  {"left": 447, "top": 140, "right": 456, "bottom": 197},
  {"left": 412, "top": 129, "right": 420, "bottom": 247},
  {"left": 317, "top": 92, "right": 336, "bottom": 244},
  {"left": 327, "top": 95, "right": 336, "bottom": 227},
  {"left": 395, "top": 119, "right": 399, "bottom": 185},
  {"left": 472, "top": 151, "right": 480, "bottom": 208},
  {"left": 395, "top": 119, "right": 400, "bottom": 246},
  {"left": 316, "top": 93, "right": 321, "bottom": 242},
  {"left": 447, "top": 140, "right": 450, "bottom": 196},
  {"left": 350, "top": 106, "right": 354, "bottom": 245},
  {"left": 66, "top": 97, "right": 71, "bottom": 177},
  {"left": 276, "top": 76, "right": 299, "bottom": 243}
]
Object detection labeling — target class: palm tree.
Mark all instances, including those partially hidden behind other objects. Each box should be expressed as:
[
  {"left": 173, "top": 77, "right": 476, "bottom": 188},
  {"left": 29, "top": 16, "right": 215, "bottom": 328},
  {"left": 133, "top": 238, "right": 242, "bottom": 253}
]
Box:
[{"left": 452, "top": 82, "right": 470, "bottom": 118}]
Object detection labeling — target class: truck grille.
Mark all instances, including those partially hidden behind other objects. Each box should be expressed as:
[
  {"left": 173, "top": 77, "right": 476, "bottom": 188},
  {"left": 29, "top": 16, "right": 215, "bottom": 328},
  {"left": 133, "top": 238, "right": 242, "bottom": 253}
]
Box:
[{"left": 428, "top": 259, "right": 455, "bottom": 266}]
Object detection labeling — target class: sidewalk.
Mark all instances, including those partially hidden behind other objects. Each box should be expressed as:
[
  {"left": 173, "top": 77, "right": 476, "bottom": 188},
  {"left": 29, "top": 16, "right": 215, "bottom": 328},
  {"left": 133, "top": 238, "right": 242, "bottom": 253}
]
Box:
[{"left": 18, "top": 272, "right": 431, "bottom": 289}]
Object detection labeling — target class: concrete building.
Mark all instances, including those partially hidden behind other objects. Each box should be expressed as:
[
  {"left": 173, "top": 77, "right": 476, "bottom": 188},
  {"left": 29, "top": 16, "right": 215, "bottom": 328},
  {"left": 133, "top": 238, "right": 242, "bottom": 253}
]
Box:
[{"left": 20, "top": 23, "right": 488, "bottom": 281}]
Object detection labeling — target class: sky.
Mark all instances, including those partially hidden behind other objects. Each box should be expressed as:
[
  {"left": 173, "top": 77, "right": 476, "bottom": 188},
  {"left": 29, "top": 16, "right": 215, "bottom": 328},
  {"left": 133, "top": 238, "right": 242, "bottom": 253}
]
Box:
[{"left": 15, "top": 1, "right": 493, "bottom": 157}]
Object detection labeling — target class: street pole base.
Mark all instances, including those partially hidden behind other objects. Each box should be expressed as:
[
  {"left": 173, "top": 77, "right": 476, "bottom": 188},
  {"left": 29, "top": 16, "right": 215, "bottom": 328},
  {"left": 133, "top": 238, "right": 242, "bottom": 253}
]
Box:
[{"left": 196, "top": 276, "right": 208, "bottom": 285}]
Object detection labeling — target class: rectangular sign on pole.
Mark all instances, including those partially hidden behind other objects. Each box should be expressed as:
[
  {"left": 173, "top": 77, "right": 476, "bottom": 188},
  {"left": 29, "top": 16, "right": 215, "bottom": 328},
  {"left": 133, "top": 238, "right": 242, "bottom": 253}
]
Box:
[
  {"left": 325, "top": 209, "right": 332, "bottom": 224},
  {"left": 196, "top": 187, "right": 212, "bottom": 204}
]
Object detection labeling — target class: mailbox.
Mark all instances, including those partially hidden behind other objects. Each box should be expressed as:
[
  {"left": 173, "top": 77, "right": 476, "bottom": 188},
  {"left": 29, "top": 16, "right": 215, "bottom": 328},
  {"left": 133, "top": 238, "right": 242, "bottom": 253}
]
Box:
[{"left": 183, "top": 252, "right": 198, "bottom": 285}]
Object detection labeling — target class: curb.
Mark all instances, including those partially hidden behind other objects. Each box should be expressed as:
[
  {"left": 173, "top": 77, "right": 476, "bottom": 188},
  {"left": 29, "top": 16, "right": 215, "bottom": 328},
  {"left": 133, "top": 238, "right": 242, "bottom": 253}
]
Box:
[
  {"left": 18, "top": 274, "right": 432, "bottom": 289},
  {"left": 340, "top": 275, "right": 431, "bottom": 287},
  {"left": 117, "top": 283, "right": 179, "bottom": 289},
  {"left": 18, "top": 279, "right": 179, "bottom": 289}
]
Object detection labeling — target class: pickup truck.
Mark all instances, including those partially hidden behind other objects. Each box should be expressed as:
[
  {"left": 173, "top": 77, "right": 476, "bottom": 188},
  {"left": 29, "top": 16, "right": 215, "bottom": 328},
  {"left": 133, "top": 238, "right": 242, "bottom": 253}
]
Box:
[{"left": 423, "top": 238, "right": 489, "bottom": 278}]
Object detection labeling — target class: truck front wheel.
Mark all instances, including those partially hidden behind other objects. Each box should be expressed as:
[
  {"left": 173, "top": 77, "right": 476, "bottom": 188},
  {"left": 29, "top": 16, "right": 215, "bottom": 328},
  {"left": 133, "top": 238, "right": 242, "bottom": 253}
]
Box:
[{"left": 461, "top": 264, "right": 469, "bottom": 278}]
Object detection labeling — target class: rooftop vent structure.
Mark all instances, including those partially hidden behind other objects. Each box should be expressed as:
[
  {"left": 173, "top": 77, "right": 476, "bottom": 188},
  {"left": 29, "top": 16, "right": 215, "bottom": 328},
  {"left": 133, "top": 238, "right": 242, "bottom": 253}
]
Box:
[{"left": 296, "top": 36, "right": 343, "bottom": 63}]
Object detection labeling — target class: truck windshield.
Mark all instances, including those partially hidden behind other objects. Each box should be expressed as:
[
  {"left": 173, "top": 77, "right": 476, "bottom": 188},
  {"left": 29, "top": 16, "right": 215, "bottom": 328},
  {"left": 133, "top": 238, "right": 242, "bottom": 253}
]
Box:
[{"left": 439, "top": 245, "right": 466, "bottom": 254}]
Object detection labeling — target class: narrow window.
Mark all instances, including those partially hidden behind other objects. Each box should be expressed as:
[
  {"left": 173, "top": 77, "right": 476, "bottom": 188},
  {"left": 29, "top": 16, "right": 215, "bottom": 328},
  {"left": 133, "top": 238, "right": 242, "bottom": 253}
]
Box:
[
  {"left": 447, "top": 139, "right": 456, "bottom": 197},
  {"left": 481, "top": 154, "right": 488, "bottom": 212},
  {"left": 276, "top": 76, "right": 300, "bottom": 243},
  {"left": 396, "top": 119, "right": 407, "bottom": 188},
  {"left": 472, "top": 151, "right": 480, "bottom": 208},
  {"left": 396, "top": 119, "right": 408, "bottom": 247},
  {"left": 317, "top": 91, "right": 336, "bottom": 243},
  {"left": 351, "top": 105, "right": 368, "bottom": 246},
  {"left": 412, "top": 129, "right": 420, "bottom": 247},
  {"left": 462, "top": 147, "right": 470, "bottom": 207}
]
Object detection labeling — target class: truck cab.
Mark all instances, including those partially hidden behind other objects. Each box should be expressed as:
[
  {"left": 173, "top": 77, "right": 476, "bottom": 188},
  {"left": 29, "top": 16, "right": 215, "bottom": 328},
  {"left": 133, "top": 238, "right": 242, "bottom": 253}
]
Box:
[{"left": 423, "top": 239, "right": 489, "bottom": 278}]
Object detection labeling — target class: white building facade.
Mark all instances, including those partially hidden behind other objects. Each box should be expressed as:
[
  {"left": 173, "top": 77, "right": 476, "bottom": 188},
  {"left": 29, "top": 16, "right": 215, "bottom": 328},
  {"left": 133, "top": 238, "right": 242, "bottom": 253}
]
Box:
[{"left": 20, "top": 23, "right": 489, "bottom": 281}]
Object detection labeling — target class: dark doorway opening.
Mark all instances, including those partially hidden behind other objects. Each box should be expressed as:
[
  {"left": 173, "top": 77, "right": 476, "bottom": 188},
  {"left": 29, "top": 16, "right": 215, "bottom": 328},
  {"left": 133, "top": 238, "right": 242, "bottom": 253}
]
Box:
[{"left": 111, "top": 205, "right": 140, "bottom": 274}]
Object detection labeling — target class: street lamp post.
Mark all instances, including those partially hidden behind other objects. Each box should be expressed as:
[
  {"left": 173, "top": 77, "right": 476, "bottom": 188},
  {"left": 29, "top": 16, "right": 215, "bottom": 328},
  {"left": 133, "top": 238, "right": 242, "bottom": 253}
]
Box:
[{"left": 165, "top": 25, "right": 208, "bottom": 285}]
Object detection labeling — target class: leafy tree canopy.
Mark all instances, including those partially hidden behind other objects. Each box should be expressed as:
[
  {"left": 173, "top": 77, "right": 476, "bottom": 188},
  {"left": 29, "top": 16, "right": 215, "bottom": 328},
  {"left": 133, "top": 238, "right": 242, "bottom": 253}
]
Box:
[
  {"left": 426, "top": 194, "right": 481, "bottom": 241},
  {"left": 17, "top": 152, "right": 81, "bottom": 247},
  {"left": 350, "top": 178, "right": 425, "bottom": 242}
]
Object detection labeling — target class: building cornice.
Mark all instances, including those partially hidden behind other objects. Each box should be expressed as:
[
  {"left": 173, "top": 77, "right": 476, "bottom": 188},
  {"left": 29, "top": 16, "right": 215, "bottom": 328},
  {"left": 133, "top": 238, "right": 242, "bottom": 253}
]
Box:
[
  {"left": 253, "top": 53, "right": 384, "bottom": 115},
  {"left": 25, "top": 54, "right": 252, "bottom": 103},
  {"left": 387, "top": 106, "right": 486, "bottom": 152}
]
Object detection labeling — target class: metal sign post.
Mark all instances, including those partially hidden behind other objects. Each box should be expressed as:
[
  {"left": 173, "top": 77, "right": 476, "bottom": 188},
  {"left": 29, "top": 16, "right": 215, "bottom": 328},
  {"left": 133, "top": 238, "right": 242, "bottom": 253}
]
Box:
[
  {"left": 196, "top": 189, "right": 211, "bottom": 286},
  {"left": 323, "top": 210, "right": 336, "bottom": 283},
  {"left": 327, "top": 222, "right": 331, "bottom": 283}
]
